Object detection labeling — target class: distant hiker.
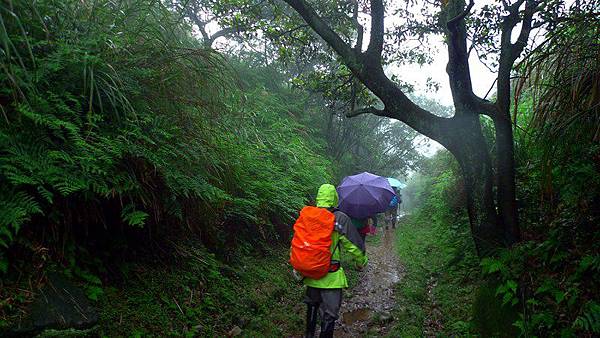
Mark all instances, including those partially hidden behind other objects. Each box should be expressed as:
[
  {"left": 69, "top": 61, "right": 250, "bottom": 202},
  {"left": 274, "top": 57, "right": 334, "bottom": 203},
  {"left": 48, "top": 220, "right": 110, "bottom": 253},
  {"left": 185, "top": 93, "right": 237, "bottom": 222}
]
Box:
[
  {"left": 385, "top": 190, "right": 401, "bottom": 229},
  {"left": 351, "top": 216, "right": 377, "bottom": 243},
  {"left": 290, "top": 184, "right": 368, "bottom": 338}
]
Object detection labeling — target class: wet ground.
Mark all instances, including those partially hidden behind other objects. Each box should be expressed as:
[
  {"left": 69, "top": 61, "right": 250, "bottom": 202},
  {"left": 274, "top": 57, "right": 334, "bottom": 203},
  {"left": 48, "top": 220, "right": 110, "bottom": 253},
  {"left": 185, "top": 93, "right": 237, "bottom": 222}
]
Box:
[{"left": 334, "top": 227, "right": 405, "bottom": 337}]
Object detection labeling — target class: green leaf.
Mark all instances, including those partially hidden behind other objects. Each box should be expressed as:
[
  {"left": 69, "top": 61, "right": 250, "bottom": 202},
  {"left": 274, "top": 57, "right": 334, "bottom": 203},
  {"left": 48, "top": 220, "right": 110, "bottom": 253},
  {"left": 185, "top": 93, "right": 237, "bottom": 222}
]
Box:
[
  {"left": 86, "top": 285, "right": 104, "bottom": 301},
  {"left": 121, "top": 205, "right": 149, "bottom": 228},
  {"left": 0, "top": 257, "right": 8, "bottom": 274},
  {"left": 554, "top": 290, "right": 565, "bottom": 304},
  {"left": 506, "top": 280, "right": 518, "bottom": 293}
]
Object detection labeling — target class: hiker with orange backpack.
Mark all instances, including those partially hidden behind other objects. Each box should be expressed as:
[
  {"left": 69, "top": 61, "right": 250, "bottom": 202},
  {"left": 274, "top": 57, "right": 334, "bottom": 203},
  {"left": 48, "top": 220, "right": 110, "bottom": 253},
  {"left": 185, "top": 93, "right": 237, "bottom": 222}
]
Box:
[{"left": 290, "top": 184, "right": 368, "bottom": 338}]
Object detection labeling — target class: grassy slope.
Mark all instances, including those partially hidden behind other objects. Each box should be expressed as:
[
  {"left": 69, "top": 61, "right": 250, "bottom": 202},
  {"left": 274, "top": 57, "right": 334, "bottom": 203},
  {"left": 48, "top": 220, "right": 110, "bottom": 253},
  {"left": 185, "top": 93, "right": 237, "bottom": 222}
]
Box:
[{"left": 389, "top": 215, "right": 480, "bottom": 336}]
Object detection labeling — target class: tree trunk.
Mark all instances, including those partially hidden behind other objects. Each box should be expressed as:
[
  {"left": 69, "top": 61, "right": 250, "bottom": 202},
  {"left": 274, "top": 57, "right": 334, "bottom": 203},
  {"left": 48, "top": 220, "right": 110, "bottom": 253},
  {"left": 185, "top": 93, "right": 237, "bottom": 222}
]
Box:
[
  {"left": 447, "top": 115, "right": 503, "bottom": 257},
  {"left": 494, "top": 115, "right": 520, "bottom": 245}
]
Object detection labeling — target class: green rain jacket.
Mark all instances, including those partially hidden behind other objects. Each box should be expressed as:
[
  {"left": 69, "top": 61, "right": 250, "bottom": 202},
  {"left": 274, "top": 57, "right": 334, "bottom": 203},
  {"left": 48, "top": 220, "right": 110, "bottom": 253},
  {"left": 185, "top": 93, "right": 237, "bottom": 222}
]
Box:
[{"left": 303, "top": 184, "right": 368, "bottom": 289}]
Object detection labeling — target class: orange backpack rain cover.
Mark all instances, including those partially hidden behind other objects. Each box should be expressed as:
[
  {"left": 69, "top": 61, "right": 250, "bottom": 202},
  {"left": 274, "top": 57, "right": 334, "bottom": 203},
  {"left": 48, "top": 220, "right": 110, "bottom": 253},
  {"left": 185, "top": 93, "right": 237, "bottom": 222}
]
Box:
[{"left": 289, "top": 206, "right": 335, "bottom": 279}]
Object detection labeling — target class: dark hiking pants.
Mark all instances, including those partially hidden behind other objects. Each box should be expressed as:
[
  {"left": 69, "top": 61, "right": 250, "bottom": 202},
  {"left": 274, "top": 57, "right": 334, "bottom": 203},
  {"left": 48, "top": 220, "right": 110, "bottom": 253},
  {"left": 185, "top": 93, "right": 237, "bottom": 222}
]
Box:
[{"left": 304, "top": 287, "right": 342, "bottom": 338}]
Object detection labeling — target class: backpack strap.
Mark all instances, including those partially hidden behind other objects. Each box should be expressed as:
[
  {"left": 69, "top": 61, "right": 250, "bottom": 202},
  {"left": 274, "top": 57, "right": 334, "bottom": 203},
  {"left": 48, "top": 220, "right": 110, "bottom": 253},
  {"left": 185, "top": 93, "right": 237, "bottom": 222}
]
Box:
[
  {"left": 328, "top": 215, "right": 342, "bottom": 273},
  {"left": 328, "top": 246, "right": 341, "bottom": 272}
]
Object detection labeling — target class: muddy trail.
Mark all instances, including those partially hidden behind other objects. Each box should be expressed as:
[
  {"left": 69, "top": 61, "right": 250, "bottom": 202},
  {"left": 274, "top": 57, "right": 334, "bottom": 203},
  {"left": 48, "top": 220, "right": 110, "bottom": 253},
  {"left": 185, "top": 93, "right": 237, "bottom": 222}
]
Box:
[{"left": 334, "top": 228, "right": 405, "bottom": 337}]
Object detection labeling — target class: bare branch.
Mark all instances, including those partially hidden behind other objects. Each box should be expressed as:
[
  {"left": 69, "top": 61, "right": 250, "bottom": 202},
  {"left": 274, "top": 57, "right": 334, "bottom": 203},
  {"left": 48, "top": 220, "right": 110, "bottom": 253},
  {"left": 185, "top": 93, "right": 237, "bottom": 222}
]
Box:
[
  {"left": 483, "top": 78, "right": 498, "bottom": 100},
  {"left": 351, "top": 0, "right": 363, "bottom": 52},
  {"left": 270, "top": 24, "right": 309, "bottom": 39},
  {"left": 509, "top": 0, "right": 527, "bottom": 13},
  {"left": 209, "top": 27, "right": 237, "bottom": 44},
  {"left": 346, "top": 107, "right": 386, "bottom": 118},
  {"left": 511, "top": 0, "right": 538, "bottom": 60},
  {"left": 366, "top": 0, "right": 384, "bottom": 60},
  {"left": 447, "top": 0, "right": 474, "bottom": 29},
  {"left": 282, "top": 0, "right": 362, "bottom": 72},
  {"left": 496, "top": 0, "right": 539, "bottom": 114},
  {"left": 445, "top": 0, "right": 478, "bottom": 113}
]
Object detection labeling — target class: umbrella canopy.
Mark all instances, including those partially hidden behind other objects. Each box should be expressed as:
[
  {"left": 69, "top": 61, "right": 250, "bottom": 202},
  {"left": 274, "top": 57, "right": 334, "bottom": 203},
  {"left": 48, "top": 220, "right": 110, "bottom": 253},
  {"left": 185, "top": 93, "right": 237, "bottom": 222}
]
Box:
[
  {"left": 387, "top": 177, "right": 406, "bottom": 189},
  {"left": 337, "top": 172, "right": 396, "bottom": 219}
]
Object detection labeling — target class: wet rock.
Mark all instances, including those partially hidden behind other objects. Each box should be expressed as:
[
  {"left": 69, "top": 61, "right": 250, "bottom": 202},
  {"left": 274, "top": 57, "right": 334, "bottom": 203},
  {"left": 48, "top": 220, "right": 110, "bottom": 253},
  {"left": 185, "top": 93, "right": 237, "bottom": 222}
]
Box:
[
  {"left": 5, "top": 272, "right": 98, "bottom": 336},
  {"left": 228, "top": 325, "right": 242, "bottom": 336}
]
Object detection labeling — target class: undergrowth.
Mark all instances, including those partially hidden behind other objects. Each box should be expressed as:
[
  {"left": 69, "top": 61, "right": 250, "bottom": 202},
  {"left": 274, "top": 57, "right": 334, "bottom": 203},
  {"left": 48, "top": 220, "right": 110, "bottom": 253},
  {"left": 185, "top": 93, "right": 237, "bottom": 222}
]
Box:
[
  {"left": 391, "top": 214, "right": 480, "bottom": 336},
  {"left": 390, "top": 152, "right": 481, "bottom": 336},
  {"left": 97, "top": 241, "right": 304, "bottom": 337},
  {"left": 0, "top": 0, "right": 332, "bottom": 330}
]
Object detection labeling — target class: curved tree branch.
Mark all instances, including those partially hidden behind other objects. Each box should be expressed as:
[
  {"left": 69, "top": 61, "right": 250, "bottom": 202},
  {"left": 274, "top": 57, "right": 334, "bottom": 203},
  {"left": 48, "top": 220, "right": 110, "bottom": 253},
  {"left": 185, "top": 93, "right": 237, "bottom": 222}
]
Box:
[
  {"left": 446, "top": 0, "right": 474, "bottom": 29},
  {"left": 208, "top": 27, "right": 237, "bottom": 45},
  {"left": 282, "top": 0, "right": 362, "bottom": 70},
  {"left": 347, "top": 106, "right": 387, "bottom": 118},
  {"left": 445, "top": 0, "right": 478, "bottom": 114},
  {"left": 282, "top": 0, "right": 454, "bottom": 148}
]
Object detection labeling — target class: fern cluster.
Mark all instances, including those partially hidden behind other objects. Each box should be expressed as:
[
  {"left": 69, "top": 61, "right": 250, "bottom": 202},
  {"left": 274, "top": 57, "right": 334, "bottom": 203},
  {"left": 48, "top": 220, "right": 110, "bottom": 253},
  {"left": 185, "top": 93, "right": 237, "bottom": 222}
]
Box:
[{"left": 0, "top": 0, "right": 331, "bottom": 271}]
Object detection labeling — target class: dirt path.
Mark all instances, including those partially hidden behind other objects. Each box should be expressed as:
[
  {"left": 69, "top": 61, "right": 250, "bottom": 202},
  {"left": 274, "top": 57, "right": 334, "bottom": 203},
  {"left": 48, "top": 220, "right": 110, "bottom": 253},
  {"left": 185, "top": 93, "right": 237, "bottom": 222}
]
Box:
[{"left": 334, "top": 228, "right": 405, "bottom": 337}]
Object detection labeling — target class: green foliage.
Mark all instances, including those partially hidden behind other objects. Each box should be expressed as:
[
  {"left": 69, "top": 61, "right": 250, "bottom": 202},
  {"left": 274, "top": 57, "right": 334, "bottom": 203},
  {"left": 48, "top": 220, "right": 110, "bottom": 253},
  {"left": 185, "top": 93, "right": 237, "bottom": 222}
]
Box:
[
  {"left": 288, "top": 63, "right": 425, "bottom": 180},
  {"left": 474, "top": 14, "right": 600, "bottom": 336},
  {"left": 391, "top": 151, "right": 479, "bottom": 336},
  {"left": 399, "top": 12, "right": 600, "bottom": 336},
  {"left": 0, "top": 192, "right": 42, "bottom": 249},
  {"left": 474, "top": 16, "right": 600, "bottom": 335},
  {"left": 121, "top": 206, "right": 149, "bottom": 228},
  {"left": 97, "top": 243, "right": 304, "bottom": 336},
  {"left": 0, "top": 0, "right": 335, "bottom": 330},
  {"left": 573, "top": 301, "right": 600, "bottom": 334},
  {"left": 471, "top": 278, "right": 518, "bottom": 337},
  {"left": 0, "top": 0, "right": 332, "bottom": 272}
]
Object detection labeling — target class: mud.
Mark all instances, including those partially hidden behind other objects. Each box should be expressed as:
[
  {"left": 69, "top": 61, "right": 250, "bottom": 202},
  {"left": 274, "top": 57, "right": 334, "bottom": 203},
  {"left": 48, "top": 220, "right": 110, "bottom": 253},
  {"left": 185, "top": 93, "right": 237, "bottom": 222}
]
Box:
[{"left": 334, "top": 228, "right": 405, "bottom": 337}]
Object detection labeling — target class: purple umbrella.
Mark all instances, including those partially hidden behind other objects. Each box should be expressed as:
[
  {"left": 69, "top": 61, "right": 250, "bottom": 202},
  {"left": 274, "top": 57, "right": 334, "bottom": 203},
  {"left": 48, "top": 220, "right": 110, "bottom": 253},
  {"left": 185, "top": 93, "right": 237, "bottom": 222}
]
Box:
[{"left": 337, "top": 172, "right": 396, "bottom": 219}]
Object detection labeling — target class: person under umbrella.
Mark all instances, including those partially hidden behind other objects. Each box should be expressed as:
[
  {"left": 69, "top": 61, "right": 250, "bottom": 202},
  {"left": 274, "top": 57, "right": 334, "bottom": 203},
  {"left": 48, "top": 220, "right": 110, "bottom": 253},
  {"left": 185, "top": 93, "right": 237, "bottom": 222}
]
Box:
[{"left": 337, "top": 172, "right": 395, "bottom": 242}]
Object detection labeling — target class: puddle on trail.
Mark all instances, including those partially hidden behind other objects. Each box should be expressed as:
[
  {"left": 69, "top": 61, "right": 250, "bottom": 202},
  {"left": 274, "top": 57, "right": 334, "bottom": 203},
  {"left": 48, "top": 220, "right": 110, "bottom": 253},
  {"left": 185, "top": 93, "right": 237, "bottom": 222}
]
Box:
[
  {"left": 342, "top": 308, "right": 372, "bottom": 325},
  {"left": 380, "top": 270, "right": 400, "bottom": 284}
]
